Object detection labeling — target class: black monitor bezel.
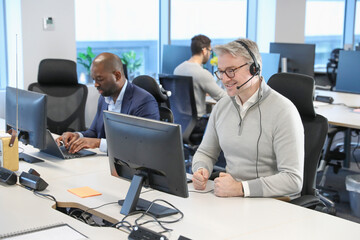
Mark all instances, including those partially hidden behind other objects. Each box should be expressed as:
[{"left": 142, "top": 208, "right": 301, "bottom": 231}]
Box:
[
  {"left": 103, "top": 111, "right": 189, "bottom": 217},
  {"left": 5, "top": 86, "right": 47, "bottom": 150},
  {"left": 270, "top": 42, "right": 316, "bottom": 77}
]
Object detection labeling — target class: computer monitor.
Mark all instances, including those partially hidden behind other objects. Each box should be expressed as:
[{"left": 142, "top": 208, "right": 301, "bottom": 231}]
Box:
[
  {"left": 6, "top": 86, "right": 47, "bottom": 163},
  {"left": 270, "top": 42, "right": 315, "bottom": 77},
  {"left": 335, "top": 50, "right": 360, "bottom": 94},
  {"left": 103, "top": 111, "right": 189, "bottom": 218},
  {"left": 162, "top": 44, "right": 213, "bottom": 74},
  {"left": 260, "top": 52, "right": 280, "bottom": 82}
]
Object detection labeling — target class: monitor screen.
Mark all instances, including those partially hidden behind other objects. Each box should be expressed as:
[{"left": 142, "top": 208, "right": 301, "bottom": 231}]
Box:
[
  {"left": 162, "top": 44, "right": 213, "bottom": 74},
  {"left": 260, "top": 52, "right": 280, "bottom": 82},
  {"left": 335, "top": 50, "right": 360, "bottom": 94},
  {"left": 270, "top": 42, "right": 315, "bottom": 77},
  {"left": 103, "top": 111, "right": 189, "bottom": 217},
  {"left": 6, "top": 87, "right": 47, "bottom": 150}
]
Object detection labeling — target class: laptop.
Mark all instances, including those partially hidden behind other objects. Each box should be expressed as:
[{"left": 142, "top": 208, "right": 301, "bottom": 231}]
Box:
[{"left": 41, "top": 130, "right": 96, "bottom": 159}]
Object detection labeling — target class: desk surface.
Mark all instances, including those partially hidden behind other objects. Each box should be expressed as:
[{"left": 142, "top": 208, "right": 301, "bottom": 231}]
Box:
[
  {"left": 315, "top": 90, "right": 360, "bottom": 129},
  {"left": 207, "top": 90, "right": 360, "bottom": 129},
  {"left": 1, "top": 144, "right": 360, "bottom": 239}
]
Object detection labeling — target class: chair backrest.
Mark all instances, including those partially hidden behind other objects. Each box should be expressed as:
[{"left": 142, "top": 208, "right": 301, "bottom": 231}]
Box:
[
  {"left": 268, "top": 73, "right": 328, "bottom": 196},
  {"left": 132, "top": 75, "right": 174, "bottom": 123},
  {"left": 159, "top": 74, "right": 198, "bottom": 145},
  {"left": 326, "top": 48, "right": 342, "bottom": 88},
  {"left": 28, "top": 59, "right": 88, "bottom": 135}
]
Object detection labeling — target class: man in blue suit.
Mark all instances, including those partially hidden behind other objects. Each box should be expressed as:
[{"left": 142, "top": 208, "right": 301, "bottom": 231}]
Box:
[{"left": 56, "top": 52, "right": 159, "bottom": 153}]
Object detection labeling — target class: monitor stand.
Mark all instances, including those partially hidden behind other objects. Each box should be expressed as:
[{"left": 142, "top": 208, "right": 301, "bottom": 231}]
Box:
[
  {"left": 118, "top": 174, "right": 178, "bottom": 218},
  {"left": 19, "top": 152, "right": 44, "bottom": 163}
]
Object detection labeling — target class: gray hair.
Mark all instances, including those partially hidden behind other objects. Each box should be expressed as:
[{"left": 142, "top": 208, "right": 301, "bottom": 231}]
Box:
[{"left": 213, "top": 38, "right": 262, "bottom": 75}]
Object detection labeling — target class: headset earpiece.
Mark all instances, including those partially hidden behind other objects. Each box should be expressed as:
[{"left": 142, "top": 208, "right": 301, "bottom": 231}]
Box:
[
  {"left": 249, "top": 63, "right": 259, "bottom": 76},
  {"left": 236, "top": 40, "right": 260, "bottom": 76}
]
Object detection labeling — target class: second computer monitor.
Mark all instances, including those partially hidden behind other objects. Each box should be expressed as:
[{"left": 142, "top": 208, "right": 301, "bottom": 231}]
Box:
[
  {"left": 162, "top": 45, "right": 192, "bottom": 74},
  {"left": 335, "top": 50, "right": 360, "bottom": 94},
  {"left": 270, "top": 42, "right": 315, "bottom": 77},
  {"left": 162, "top": 44, "right": 212, "bottom": 74}
]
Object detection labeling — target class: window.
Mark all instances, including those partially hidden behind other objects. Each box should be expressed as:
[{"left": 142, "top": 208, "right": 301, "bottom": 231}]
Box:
[
  {"left": 355, "top": 0, "right": 360, "bottom": 47},
  {"left": 0, "top": 0, "right": 7, "bottom": 90},
  {"left": 170, "top": 0, "right": 247, "bottom": 46},
  {"left": 75, "top": 0, "right": 159, "bottom": 82},
  {"left": 305, "top": 0, "right": 345, "bottom": 69}
]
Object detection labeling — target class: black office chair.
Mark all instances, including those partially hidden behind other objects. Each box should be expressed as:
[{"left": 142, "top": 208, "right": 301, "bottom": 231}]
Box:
[
  {"left": 132, "top": 75, "right": 173, "bottom": 123},
  {"left": 268, "top": 73, "right": 334, "bottom": 213},
  {"left": 318, "top": 48, "right": 353, "bottom": 202},
  {"left": 326, "top": 48, "right": 342, "bottom": 90},
  {"left": 28, "top": 59, "right": 88, "bottom": 135},
  {"left": 159, "top": 74, "right": 205, "bottom": 171}
]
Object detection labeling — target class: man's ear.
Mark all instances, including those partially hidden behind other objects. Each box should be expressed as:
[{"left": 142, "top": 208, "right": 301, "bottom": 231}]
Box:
[{"left": 114, "top": 70, "right": 122, "bottom": 81}]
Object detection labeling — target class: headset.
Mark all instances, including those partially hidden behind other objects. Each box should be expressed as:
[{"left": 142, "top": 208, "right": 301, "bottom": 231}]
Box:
[
  {"left": 235, "top": 40, "right": 260, "bottom": 76},
  {"left": 235, "top": 41, "right": 261, "bottom": 90},
  {"left": 236, "top": 40, "right": 262, "bottom": 178}
]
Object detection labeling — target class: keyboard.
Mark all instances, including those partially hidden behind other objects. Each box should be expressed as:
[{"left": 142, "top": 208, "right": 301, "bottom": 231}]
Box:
[
  {"left": 60, "top": 147, "right": 83, "bottom": 159},
  {"left": 0, "top": 167, "right": 17, "bottom": 185}
]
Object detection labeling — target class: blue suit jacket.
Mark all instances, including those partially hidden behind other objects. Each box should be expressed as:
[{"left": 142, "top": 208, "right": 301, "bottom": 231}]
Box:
[{"left": 81, "top": 81, "right": 160, "bottom": 138}]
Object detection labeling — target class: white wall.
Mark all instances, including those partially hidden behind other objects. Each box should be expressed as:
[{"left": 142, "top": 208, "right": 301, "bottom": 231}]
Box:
[
  {"left": 1, "top": 0, "right": 97, "bottom": 126},
  {"left": 21, "top": 0, "right": 77, "bottom": 89},
  {"left": 275, "top": 0, "right": 306, "bottom": 43}
]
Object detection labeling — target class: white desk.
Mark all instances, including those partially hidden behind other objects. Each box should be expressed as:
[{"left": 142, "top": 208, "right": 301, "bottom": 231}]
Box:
[
  {"left": 1, "top": 144, "right": 360, "bottom": 239},
  {"left": 314, "top": 90, "right": 360, "bottom": 168},
  {"left": 314, "top": 90, "right": 360, "bottom": 129}
]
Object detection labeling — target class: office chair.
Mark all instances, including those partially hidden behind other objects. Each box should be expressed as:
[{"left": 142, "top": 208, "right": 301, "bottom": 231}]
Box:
[
  {"left": 268, "top": 73, "right": 335, "bottom": 214},
  {"left": 318, "top": 48, "right": 355, "bottom": 202},
  {"left": 326, "top": 48, "right": 342, "bottom": 90},
  {"left": 132, "top": 75, "right": 173, "bottom": 123},
  {"left": 28, "top": 59, "right": 88, "bottom": 135},
  {"left": 159, "top": 74, "right": 205, "bottom": 171}
]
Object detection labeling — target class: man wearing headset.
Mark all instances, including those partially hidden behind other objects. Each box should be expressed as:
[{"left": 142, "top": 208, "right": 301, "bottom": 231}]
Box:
[{"left": 191, "top": 38, "right": 304, "bottom": 198}]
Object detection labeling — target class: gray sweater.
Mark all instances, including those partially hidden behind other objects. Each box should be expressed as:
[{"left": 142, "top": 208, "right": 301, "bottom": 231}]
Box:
[
  {"left": 174, "top": 61, "right": 227, "bottom": 117},
  {"left": 192, "top": 80, "right": 304, "bottom": 198}
]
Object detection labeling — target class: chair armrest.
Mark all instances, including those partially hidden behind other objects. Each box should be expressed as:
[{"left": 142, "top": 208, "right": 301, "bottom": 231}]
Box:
[{"left": 290, "top": 195, "right": 323, "bottom": 208}]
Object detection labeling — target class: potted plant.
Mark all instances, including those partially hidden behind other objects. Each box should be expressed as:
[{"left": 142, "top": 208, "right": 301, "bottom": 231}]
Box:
[
  {"left": 77, "top": 46, "right": 95, "bottom": 83},
  {"left": 121, "top": 50, "right": 142, "bottom": 81}
]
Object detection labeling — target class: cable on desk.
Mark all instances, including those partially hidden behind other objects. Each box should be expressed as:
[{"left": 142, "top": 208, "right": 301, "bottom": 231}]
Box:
[
  {"left": 33, "top": 190, "right": 58, "bottom": 209},
  {"left": 188, "top": 189, "right": 214, "bottom": 194},
  {"left": 141, "top": 188, "right": 155, "bottom": 194},
  {"left": 137, "top": 199, "right": 184, "bottom": 234},
  {"left": 112, "top": 198, "right": 184, "bottom": 235},
  {"left": 78, "top": 201, "right": 118, "bottom": 225},
  {"left": 67, "top": 201, "right": 119, "bottom": 227}
]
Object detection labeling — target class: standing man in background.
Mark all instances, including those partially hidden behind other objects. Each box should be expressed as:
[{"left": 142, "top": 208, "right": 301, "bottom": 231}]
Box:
[{"left": 174, "top": 34, "right": 227, "bottom": 134}]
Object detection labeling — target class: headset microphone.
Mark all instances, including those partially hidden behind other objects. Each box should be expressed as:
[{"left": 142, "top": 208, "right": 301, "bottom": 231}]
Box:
[
  {"left": 236, "top": 70, "right": 259, "bottom": 90},
  {"left": 234, "top": 40, "right": 260, "bottom": 90}
]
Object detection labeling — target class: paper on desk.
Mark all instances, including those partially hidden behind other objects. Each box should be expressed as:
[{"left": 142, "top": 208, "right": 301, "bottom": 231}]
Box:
[
  {"left": 0, "top": 223, "right": 87, "bottom": 240},
  {"left": 68, "top": 186, "right": 102, "bottom": 198}
]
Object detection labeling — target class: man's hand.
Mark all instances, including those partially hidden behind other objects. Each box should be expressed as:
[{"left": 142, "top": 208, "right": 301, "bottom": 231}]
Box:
[
  {"left": 67, "top": 138, "right": 101, "bottom": 153},
  {"left": 214, "top": 172, "right": 244, "bottom": 197},
  {"left": 55, "top": 132, "right": 80, "bottom": 148},
  {"left": 192, "top": 168, "right": 210, "bottom": 190}
]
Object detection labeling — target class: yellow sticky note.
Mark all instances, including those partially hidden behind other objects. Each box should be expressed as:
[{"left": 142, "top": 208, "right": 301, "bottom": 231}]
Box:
[{"left": 67, "top": 186, "right": 102, "bottom": 198}]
